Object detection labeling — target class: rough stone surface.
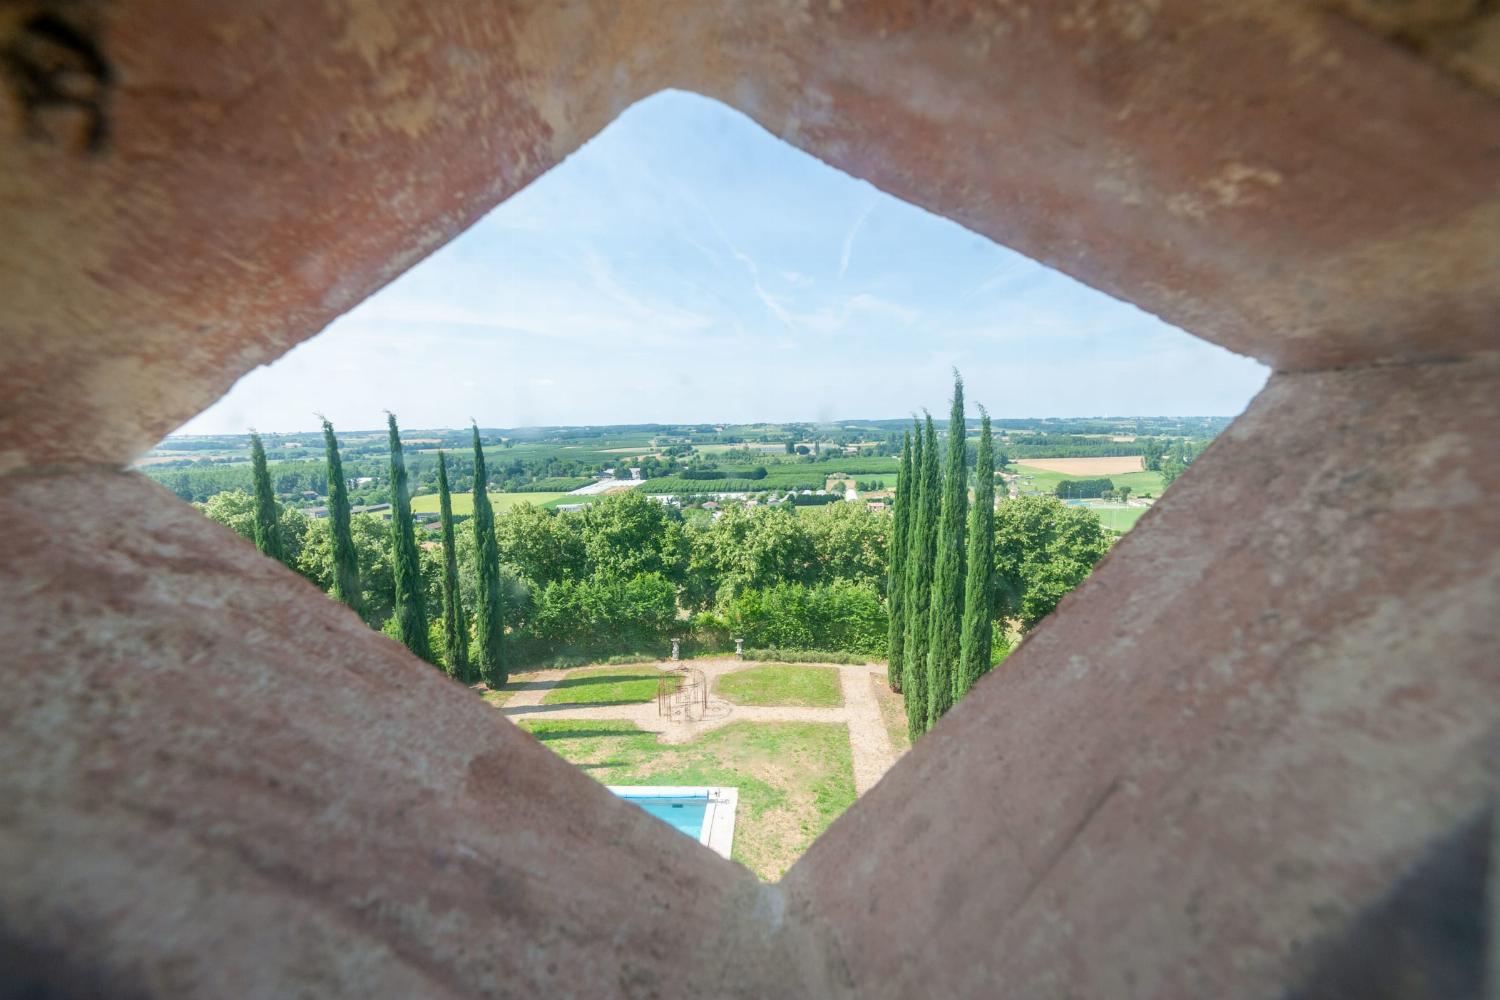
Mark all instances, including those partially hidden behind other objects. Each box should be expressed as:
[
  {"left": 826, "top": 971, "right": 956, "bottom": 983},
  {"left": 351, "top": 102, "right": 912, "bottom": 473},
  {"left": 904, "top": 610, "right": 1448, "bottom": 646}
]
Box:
[
  {"left": 782, "top": 356, "right": 1500, "bottom": 997},
  {"left": 0, "top": 472, "right": 808, "bottom": 998},
  {"left": 1, "top": 1, "right": 1498, "bottom": 996},
  {"left": 0, "top": 1, "right": 1497, "bottom": 471}
]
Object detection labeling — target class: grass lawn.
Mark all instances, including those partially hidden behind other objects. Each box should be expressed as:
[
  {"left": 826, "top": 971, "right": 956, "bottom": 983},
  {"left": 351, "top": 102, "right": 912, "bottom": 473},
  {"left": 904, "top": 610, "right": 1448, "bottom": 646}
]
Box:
[
  {"left": 521, "top": 720, "right": 856, "bottom": 879},
  {"left": 479, "top": 686, "right": 513, "bottom": 709},
  {"left": 1093, "top": 505, "right": 1147, "bottom": 533},
  {"left": 410, "top": 491, "right": 572, "bottom": 515},
  {"left": 714, "top": 664, "right": 843, "bottom": 708},
  {"left": 540, "top": 665, "right": 679, "bottom": 706},
  {"left": 869, "top": 673, "right": 911, "bottom": 755}
]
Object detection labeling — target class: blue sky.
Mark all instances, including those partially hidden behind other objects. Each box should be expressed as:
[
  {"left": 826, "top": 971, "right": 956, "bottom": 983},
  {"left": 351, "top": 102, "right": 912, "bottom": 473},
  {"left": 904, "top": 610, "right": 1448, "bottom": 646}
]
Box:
[{"left": 180, "top": 90, "right": 1267, "bottom": 435}]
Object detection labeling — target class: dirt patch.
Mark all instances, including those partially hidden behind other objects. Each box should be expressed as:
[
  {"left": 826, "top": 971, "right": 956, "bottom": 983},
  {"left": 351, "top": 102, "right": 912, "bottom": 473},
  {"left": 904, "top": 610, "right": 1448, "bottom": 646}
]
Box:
[
  {"left": 1013, "top": 455, "right": 1144, "bottom": 475},
  {"left": 869, "top": 673, "right": 911, "bottom": 755}
]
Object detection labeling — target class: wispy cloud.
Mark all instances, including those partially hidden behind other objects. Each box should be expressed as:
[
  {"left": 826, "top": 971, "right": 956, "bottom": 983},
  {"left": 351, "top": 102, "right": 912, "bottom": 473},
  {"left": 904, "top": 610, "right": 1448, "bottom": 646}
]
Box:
[
  {"left": 838, "top": 201, "right": 877, "bottom": 280},
  {"left": 177, "top": 89, "right": 1267, "bottom": 435}
]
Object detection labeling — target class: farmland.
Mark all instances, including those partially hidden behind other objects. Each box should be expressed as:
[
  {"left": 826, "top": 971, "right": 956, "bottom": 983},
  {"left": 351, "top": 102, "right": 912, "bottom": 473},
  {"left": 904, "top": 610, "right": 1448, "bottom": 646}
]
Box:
[
  {"left": 1006, "top": 464, "right": 1167, "bottom": 499},
  {"left": 140, "top": 416, "right": 1216, "bottom": 538},
  {"left": 1012, "top": 456, "right": 1144, "bottom": 476},
  {"left": 410, "top": 491, "right": 572, "bottom": 515}
]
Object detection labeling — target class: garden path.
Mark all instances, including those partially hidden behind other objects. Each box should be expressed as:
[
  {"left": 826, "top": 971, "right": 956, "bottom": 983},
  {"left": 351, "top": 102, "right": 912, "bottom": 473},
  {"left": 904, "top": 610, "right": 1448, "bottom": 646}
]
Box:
[{"left": 500, "top": 658, "right": 902, "bottom": 795}]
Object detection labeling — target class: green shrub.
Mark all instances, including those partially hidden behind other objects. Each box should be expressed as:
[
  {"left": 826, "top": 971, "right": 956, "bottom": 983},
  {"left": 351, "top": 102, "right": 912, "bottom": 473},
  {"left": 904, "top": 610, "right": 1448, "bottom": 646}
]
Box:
[
  {"left": 529, "top": 572, "right": 678, "bottom": 654},
  {"left": 722, "top": 581, "right": 887, "bottom": 657},
  {"left": 741, "top": 648, "right": 875, "bottom": 665}
]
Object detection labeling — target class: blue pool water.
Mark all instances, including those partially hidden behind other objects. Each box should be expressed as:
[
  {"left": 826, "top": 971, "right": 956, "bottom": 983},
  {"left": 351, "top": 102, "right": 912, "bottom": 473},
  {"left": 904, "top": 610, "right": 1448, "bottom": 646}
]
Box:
[{"left": 614, "top": 790, "right": 709, "bottom": 839}]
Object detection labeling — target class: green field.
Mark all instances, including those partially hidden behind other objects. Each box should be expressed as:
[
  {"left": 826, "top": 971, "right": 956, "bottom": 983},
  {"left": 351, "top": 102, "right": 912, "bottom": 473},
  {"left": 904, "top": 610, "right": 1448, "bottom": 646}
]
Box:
[
  {"left": 1006, "top": 464, "right": 1166, "bottom": 499},
  {"left": 714, "top": 664, "right": 843, "bottom": 707},
  {"left": 1090, "top": 505, "right": 1148, "bottom": 533},
  {"left": 522, "top": 720, "right": 856, "bottom": 879},
  {"left": 410, "top": 491, "right": 572, "bottom": 514}
]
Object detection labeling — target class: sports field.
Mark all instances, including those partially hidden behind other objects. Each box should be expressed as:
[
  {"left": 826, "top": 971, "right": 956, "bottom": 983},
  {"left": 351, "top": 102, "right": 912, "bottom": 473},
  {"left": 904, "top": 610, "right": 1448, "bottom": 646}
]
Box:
[{"left": 1089, "top": 505, "right": 1148, "bottom": 533}]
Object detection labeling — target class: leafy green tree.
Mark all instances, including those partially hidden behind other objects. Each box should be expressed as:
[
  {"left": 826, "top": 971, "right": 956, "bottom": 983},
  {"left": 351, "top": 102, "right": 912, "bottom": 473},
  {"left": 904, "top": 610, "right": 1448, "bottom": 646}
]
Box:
[
  {"left": 956, "top": 407, "right": 996, "bottom": 701},
  {"left": 577, "top": 490, "right": 687, "bottom": 583},
  {"left": 902, "top": 414, "right": 939, "bottom": 739},
  {"left": 200, "top": 489, "right": 309, "bottom": 573},
  {"left": 436, "top": 452, "right": 471, "bottom": 681},
  {"left": 249, "top": 432, "right": 287, "bottom": 564},
  {"left": 493, "top": 503, "right": 586, "bottom": 589},
  {"left": 993, "top": 495, "right": 1111, "bottom": 631},
  {"left": 321, "top": 417, "right": 362, "bottom": 617},
  {"left": 800, "top": 501, "right": 890, "bottom": 592},
  {"left": 885, "top": 431, "right": 913, "bottom": 692},
  {"left": 386, "top": 413, "right": 433, "bottom": 663},
  {"left": 926, "top": 372, "right": 968, "bottom": 727},
  {"left": 530, "top": 573, "right": 678, "bottom": 652},
  {"left": 685, "top": 504, "right": 814, "bottom": 607},
  {"left": 723, "top": 580, "right": 886, "bottom": 655},
  {"left": 298, "top": 513, "right": 394, "bottom": 622},
  {"left": 471, "top": 424, "right": 507, "bottom": 686}
]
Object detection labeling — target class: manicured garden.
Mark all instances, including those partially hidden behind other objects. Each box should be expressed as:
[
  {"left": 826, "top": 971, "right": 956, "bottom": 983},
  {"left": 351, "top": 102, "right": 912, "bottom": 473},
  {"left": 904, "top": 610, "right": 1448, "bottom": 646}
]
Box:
[
  {"left": 539, "top": 665, "right": 680, "bottom": 706},
  {"left": 713, "top": 664, "right": 843, "bottom": 708},
  {"left": 521, "top": 719, "right": 856, "bottom": 880}
]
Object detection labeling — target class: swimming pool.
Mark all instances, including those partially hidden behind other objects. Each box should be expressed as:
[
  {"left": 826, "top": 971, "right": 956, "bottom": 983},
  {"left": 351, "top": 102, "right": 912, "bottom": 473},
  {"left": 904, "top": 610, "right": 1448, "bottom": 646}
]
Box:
[{"left": 608, "top": 786, "right": 739, "bottom": 859}]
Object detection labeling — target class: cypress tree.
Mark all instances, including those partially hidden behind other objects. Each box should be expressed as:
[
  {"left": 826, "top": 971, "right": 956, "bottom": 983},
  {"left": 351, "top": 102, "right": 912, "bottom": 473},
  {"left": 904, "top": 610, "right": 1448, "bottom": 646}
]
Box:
[
  {"left": 884, "top": 430, "right": 914, "bottom": 692},
  {"left": 387, "top": 413, "right": 433, "bottom": 663},
  {"left": 926, "top": 372, "right": 968, "bottom": 727},
  {"left": 321, "top": 417, "right": 362, "bottom": 618},
  {"left": 902, "top": 413, "right": 939, "bottom": 739},
  {"left": 955, "top": 406, "right": 996, "bottom": 702},
  {"left": 249, "top": 431, "right": 286, "bottom": 564},
  {"left": 471, "top": 424, "right": 507, "bottom": 687},
  {"left": 436, "top": 452, "right": 471, "bottom": 682}
]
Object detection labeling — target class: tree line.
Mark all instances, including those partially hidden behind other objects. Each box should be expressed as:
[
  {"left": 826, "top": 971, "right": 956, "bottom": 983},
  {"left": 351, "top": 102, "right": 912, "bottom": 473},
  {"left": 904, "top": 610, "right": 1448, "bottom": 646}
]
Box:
[
  {"left": 204, "top": 399, "right": 1110, "bottom": 699},
  {"left": 241, "top": 416, "right": 508, "bottom": 686}
]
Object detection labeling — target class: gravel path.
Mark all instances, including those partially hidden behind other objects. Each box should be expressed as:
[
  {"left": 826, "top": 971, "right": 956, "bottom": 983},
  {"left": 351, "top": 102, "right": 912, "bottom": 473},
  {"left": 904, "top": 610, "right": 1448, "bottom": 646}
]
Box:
[{"left": 500, "top": 658, "right": 904, "bottom": 795}]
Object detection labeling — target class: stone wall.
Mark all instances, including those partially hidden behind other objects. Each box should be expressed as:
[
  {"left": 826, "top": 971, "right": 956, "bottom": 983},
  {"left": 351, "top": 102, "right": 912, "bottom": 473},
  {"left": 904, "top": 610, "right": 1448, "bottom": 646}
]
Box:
[{"left": 1, "top": 2, "right": 1495, "bottom": 996}]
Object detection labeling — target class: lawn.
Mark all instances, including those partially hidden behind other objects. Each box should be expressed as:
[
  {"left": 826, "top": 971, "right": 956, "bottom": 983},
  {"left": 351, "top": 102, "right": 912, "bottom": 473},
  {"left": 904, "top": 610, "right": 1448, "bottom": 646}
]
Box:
[
  {"left": 869, "top": 673, "right": 911, "bottom": 755},
  {"left": 1092, "top": 505, "right": 1147, "bottom": 533},
  {"left": 714, "top": 664, "right": 843, "bottom": 708},
  {"left": 479, "top": 687, "right": 513, "bottom": 709},
  {"left": 540, "top": 665, "right": 679, "bottom": 706},
  {"left": 410, "top": 491, "right": 572, "bottom": 515},
  {"left": 521, "top": 719, "right": 856, "bottom": 879}
]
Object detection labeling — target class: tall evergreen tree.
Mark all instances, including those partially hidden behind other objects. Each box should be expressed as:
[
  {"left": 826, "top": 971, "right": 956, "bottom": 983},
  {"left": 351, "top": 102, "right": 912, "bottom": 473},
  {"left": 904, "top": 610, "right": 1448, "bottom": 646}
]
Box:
[
  {"left": 956, "top": 406, "right": 996, "bottom": 702},
  {"left": 387, "top": 413, "right": 433, "bottom": 663},
  {"left": 471, "top": 424, "right": 507, "bottom": 687},
  {"left": 885, "top": 430, "right": 914, "bottom": 692},
  {"left": 248, "top": 431, "right": 286, "bottom": 564},
  {"left": 902, "top": 413, "right": 939, "bottom": 739},
  {"left": 436, "top": 452, "right": 471, "bottom": 681},
  {"left": 321, "top": 417, "right": 362, "bottom": 618},
  {"left": 926, "top": 372, "right": 969, "bottom": 727}
]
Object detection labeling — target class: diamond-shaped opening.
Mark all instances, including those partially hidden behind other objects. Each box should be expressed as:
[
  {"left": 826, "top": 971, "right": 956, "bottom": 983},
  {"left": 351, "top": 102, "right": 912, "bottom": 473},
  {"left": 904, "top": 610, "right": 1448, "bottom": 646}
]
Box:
[{"left": 141, "top": 90, "right": 1267, "bottom": 881}]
